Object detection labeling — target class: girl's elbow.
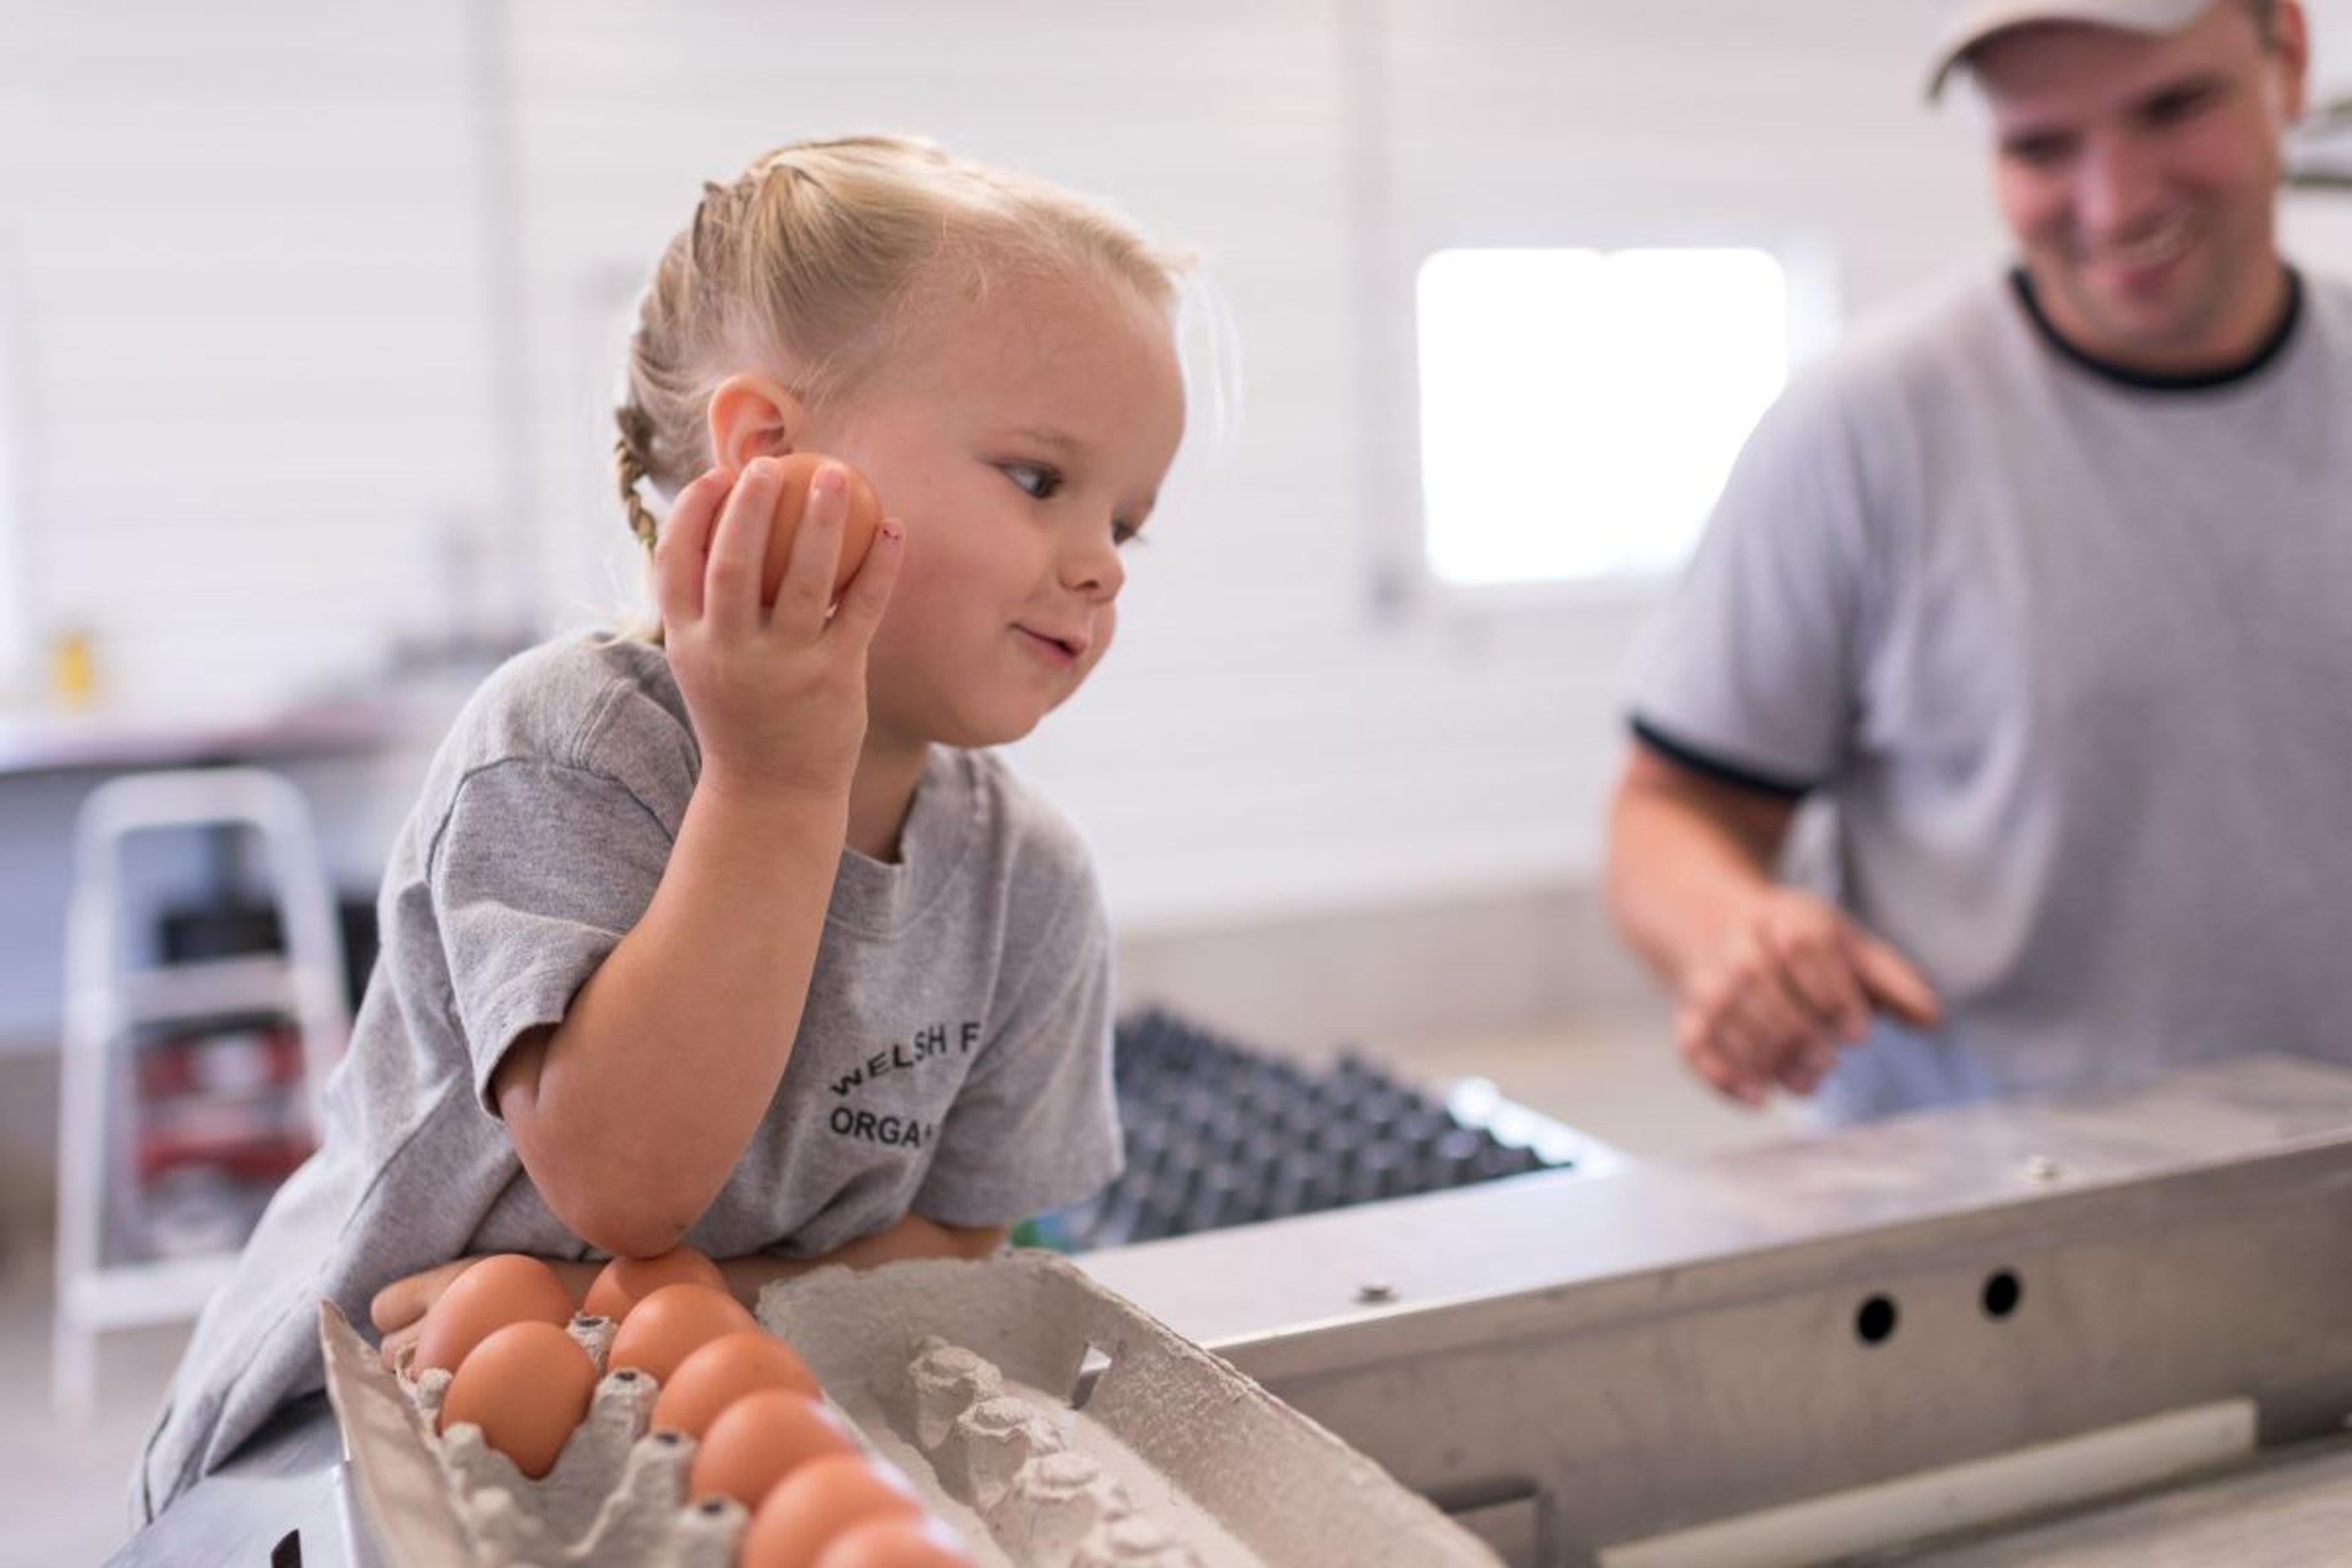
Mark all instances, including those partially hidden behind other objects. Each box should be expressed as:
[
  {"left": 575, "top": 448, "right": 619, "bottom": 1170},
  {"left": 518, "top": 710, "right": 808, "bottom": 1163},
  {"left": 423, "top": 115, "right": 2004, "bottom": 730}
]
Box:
[
  {"left": 530, "top": 1164, "right": 696, "bottom": 1259},
  {"left": 568, "top": 1192, "right": 693, "bottom": 1261},
  {"left": 511, "top": 1114, "right": 703, "bottom": 1258}
]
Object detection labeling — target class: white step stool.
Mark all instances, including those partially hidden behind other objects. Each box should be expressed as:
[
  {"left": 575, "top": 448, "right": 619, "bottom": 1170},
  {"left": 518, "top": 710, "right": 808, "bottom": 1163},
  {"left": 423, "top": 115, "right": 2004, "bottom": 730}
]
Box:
[{"left": 52, "top": 766, "right": 350, "bottom": 1419}]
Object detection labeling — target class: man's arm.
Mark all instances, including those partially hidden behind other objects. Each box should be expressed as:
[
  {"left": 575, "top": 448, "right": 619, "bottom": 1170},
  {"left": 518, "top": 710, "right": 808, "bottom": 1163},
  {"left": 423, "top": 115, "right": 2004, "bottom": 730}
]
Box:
[{"left": 1605, "top": 739, "right": 1940, "bottom": 1105}]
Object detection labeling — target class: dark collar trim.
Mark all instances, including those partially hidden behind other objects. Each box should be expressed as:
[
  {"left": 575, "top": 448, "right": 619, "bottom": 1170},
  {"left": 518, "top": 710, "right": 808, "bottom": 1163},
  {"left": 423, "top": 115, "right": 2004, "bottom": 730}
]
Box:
[{"left": 2008, "top": 266, "right": 2302, "bottom": 393}]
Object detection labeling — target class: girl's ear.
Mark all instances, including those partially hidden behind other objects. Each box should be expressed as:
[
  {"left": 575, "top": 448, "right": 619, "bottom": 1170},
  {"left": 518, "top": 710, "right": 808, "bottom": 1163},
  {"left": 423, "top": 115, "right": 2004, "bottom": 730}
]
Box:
[{"left": 704, "top": 374, "right": 807, "bottom": 475}]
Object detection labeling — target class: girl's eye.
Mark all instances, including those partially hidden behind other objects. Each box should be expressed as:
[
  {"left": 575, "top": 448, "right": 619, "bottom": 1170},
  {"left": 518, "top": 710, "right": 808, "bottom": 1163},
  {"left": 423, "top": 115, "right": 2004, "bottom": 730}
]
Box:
[
  {"left": 1112, "top": 520, "right": 1145, "bottom": 548},
  {"left": 1005, "top": 462, "right": 1062, "bottom": 500}
]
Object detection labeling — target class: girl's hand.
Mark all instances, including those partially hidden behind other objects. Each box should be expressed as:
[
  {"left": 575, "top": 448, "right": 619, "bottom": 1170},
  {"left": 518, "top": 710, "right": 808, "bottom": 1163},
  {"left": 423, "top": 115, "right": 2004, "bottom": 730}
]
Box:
[
  {"left": 369, "top": 1257, "right": 476, "bottom": 1373},
  {"left": 655, "top": 459, "right": 906, "bottom": 805},
  {"left": 368, "top": 1255, "right": 599, "bottom": 1373}
]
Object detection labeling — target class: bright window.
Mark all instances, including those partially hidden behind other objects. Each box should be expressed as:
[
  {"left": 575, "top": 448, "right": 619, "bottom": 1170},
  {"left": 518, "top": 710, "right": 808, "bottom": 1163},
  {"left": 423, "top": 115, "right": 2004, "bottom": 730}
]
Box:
[{"left": 1416, "top": 246, "right": 1789, "bottom": 587}]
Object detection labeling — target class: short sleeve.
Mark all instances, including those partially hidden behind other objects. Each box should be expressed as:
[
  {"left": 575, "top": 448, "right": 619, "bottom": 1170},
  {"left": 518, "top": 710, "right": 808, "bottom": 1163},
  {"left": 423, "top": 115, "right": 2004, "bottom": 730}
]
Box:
[
  {"left": 912, "top": 878, "right": 1122, "bottom": 1228},
  {"left": 1630, "top": 373, "right": 1874, "bottom": 793},
  {"left": 428, "top": 759, "right": 676, "bottom": 1115}
]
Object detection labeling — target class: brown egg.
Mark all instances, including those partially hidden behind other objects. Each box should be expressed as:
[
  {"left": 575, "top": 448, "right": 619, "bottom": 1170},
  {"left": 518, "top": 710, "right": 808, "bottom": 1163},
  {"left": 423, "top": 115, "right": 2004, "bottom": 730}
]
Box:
[
  {"left": 581, "top": 1245, "right": 727, "bottom": 1322},
  {"left": 688, "top": 1389, "right": 859, "bottom": 1511},
  {"left": 650, "top": 1329, "right": 823, "bottom": 1439},
  {"left": 812, "top": 1517, "right": 977, "bottom": 1568},
  {"left": 739, "top": 1455, "right": 924, "bottom": 1568},
  {"left": 606, "top": 1281, "right": 756, "bottom": 1386},
  {"left": 438, "top": 1319, "right": 597, "bottom": 1479},
  {"left": 756, "top": 452, "right": 885, "bottom": 606},
  {"left": 413, "top": 1254, "right": 576, "bottom": 1376}
]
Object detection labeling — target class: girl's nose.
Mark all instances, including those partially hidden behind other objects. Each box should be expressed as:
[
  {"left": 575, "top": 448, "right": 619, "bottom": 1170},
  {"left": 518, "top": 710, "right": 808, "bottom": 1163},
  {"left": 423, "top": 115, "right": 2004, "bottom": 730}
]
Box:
[{"left": 1061, "top": 526, "right": 1126, "bottom": 601}]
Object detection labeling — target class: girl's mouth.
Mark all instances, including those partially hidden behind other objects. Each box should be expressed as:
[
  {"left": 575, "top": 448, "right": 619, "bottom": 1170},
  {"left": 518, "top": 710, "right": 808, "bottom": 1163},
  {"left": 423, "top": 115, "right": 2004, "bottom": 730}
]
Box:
[{"left": 1014, "top": 625, "right": 1084, "bottom": 666}]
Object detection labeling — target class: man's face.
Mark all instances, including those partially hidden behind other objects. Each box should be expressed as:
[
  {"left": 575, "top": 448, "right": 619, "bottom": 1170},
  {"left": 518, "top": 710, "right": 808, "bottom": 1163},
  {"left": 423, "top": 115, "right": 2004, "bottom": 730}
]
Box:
[{"left": 1972, "top": 1, "right": 2307, "bottom": 373}]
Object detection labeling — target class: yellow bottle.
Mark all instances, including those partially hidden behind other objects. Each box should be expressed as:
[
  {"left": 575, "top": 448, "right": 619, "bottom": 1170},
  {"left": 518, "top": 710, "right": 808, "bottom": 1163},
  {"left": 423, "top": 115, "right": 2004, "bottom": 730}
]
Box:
[{"left": 48, "top": 625, "right": 97, "bottom": 710}]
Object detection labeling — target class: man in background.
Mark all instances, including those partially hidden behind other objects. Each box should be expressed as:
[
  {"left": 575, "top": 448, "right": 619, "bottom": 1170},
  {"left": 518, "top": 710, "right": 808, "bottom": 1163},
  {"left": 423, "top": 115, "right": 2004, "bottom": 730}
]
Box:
[{"left": 1607, "top": 0, "right": 2352, "bottom": 1120}]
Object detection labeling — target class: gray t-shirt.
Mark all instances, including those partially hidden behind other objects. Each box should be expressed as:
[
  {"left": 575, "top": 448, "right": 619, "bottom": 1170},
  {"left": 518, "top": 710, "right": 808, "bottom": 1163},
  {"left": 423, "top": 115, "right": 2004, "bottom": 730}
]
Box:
[
  {"left": 1634, "top": 266, "right": 2352, "bottom": 1124},
  {"left": 136, "top": 633, "right": 1123, "bottom": 1519}
]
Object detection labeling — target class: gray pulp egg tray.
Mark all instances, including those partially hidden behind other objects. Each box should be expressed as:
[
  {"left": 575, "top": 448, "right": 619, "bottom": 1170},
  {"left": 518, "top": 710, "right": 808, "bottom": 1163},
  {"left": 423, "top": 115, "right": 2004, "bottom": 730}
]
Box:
[{"left": 319, "top": 1248, "right": 1500, "bottom": 1567}]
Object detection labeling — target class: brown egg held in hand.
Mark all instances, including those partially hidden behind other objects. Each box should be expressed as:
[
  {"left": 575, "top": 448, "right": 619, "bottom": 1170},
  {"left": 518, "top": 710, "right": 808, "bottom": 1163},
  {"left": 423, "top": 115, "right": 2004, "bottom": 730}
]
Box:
[
  {"left": 582, "top": 1245, "right": 727, "bottom": 1322},
  {"left": 741, "top": 1454, "right": 925, "bottom": 1568},
  {"left": 439, "top": 1320, "right": 598, "bottom": 1479},
  {"left": 813, "top": 1517, "right": 978, "bottom": 1568},
  {"left": 650, "top": 1329, "right": 823, "bottom": 1439},
  {"left": 756, "top": 452, "right": 885, "bottom": 607},
  {"left": 413, "top": 1254, "right": 576, "bottom": 1376},
  {"left": 689, "top": 1389, "right": 859, "bottom": 1511},
  {"left": 606, "top": 1281, "right": 756, "bottom": 1386}
]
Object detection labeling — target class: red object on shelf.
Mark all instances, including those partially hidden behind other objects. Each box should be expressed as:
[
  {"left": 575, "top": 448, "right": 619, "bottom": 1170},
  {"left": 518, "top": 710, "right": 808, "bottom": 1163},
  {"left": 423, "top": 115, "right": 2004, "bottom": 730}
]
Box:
[
  {"left": 135, "top": 1020, "right": 306, "bottom": 1099},
  {"left": 137, "top": 1130, "right": 313, "bottom": 1185},
  {"left": 131, "top": 1019, "right": 316, "bottom": 1183}
]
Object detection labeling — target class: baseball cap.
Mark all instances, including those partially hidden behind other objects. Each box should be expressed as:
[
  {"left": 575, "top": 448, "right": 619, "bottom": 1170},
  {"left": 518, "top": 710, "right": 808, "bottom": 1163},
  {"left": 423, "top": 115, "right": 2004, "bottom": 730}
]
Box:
[{"left": 1925, "top": 0, "right": 2215, "bottom": 98}]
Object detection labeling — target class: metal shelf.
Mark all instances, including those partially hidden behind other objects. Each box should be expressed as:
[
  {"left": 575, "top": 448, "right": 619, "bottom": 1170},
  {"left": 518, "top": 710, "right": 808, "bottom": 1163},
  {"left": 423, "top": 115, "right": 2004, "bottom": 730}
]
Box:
[
  {"left": 53, "top": 767, "right": 350, "bottom": 1422},
  {"left": 59, "top": 1253, "right": 241, "bottom": 1333},
  {"left": 79, "top": 954, "right": 303, "bottom": 1036}
]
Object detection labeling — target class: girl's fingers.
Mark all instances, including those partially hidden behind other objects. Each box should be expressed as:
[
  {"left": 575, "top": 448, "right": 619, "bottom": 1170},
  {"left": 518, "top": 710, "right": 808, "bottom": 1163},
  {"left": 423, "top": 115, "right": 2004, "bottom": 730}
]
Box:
[
  {"left": 653, "top": 470, "right": 732, "bottom": 629},
  {"left": 827, "top": 517, "right": 905, "bottom": 647},
  {"left": 705, "top": 459, "right": 780, "bottom": 638},
  {"left": 370, "top": 1257, "right": 464, "bottom": 1333},
  {"left": 379, "top": 1323, "right": 421, "bottom": 1374},
  {"left": 368, "top": 1278, "right": 412, "bottom": 1335},
  {"left": 769, "top": 463, "right": 850, "bottom": 637}
]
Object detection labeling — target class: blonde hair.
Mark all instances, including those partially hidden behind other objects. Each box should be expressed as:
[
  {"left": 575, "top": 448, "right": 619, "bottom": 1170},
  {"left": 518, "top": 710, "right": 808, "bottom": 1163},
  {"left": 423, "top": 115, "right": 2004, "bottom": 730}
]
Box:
[{"left": 614, "top": 135, "right": 1187, "bottom": 556}]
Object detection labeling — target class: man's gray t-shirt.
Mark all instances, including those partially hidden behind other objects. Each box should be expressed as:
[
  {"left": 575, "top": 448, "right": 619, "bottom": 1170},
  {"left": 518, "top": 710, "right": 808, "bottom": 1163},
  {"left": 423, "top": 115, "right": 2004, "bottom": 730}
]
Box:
[
  {"left": 137, "top": 633, "right": 1123, "bottom": 1518},
  {"left": 1635, "top": 267, "right": 2352, "bottom": 1124}
]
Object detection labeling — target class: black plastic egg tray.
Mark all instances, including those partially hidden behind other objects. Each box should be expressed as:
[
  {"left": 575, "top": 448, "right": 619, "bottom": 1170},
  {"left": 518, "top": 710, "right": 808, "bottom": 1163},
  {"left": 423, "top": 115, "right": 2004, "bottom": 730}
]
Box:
[{"left": 1036, "top": 1009, "right": 1566, "bottom": 1251}]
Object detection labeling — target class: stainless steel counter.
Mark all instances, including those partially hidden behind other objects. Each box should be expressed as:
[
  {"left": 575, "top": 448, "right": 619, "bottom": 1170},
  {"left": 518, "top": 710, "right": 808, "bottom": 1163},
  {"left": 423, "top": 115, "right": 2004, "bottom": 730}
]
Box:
[
  {"left": 107, "top": 1393, "right": 350, "bottom": 1568},
  {"left": 113, "top": 1053, "right": 2352, "bottom": 1566},
  {"left": 1081, "top": 1052, "right": 2352, "bottom": 1564}
]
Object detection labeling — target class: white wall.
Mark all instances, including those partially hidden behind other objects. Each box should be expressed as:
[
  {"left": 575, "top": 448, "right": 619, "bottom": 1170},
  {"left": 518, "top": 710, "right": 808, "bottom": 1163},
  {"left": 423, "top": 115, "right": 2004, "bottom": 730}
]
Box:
[
  {"left": 2, "top": 1, "right": 2348, "bottom": 1042},
  {"left": 495, "top": 0, "right": 1992, "bottom": 933}
]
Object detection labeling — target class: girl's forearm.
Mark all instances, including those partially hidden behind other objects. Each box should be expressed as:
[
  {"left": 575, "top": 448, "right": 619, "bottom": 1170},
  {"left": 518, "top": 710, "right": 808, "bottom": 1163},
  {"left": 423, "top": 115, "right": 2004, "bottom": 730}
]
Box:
[{"left": 502, "top": 780, "right": 847, "bottom": 1256}]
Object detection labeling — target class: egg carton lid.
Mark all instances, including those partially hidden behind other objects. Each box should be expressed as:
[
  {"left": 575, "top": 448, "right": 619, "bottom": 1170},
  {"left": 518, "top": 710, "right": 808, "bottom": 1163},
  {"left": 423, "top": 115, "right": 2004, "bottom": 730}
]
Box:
[
  {"left": 319, "top": 1299, "right": 486, "bottom": 1564},
  {"left": 753, "top": 1250, "right": 1499, "bottom": 1567}
]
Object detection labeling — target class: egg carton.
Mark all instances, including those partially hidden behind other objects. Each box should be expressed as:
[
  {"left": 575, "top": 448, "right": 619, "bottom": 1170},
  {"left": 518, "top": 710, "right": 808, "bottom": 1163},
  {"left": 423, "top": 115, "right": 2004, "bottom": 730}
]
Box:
[
  {"left": 319, "top": 1251, "right": 1497, "bottom": 1567},
  {"left": 321, "top": 1303, "right": 764, "bottom": 1567},
  {"left": 752, "top": 1251, "right": 1499, "bottom": 1567}
]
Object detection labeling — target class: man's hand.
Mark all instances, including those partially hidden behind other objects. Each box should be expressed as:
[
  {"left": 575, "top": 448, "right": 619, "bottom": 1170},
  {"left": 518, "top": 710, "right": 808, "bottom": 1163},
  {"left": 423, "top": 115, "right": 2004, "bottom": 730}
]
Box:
[{"left": 1676, "top": 887, "right": 1942, "bottom": 1106}]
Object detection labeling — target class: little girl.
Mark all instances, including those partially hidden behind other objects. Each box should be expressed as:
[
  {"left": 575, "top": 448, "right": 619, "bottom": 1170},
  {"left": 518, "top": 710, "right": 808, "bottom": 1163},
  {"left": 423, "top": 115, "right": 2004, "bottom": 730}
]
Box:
[{"left": 136, "top": 135, "right": 1190, "bottom": 1522}]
